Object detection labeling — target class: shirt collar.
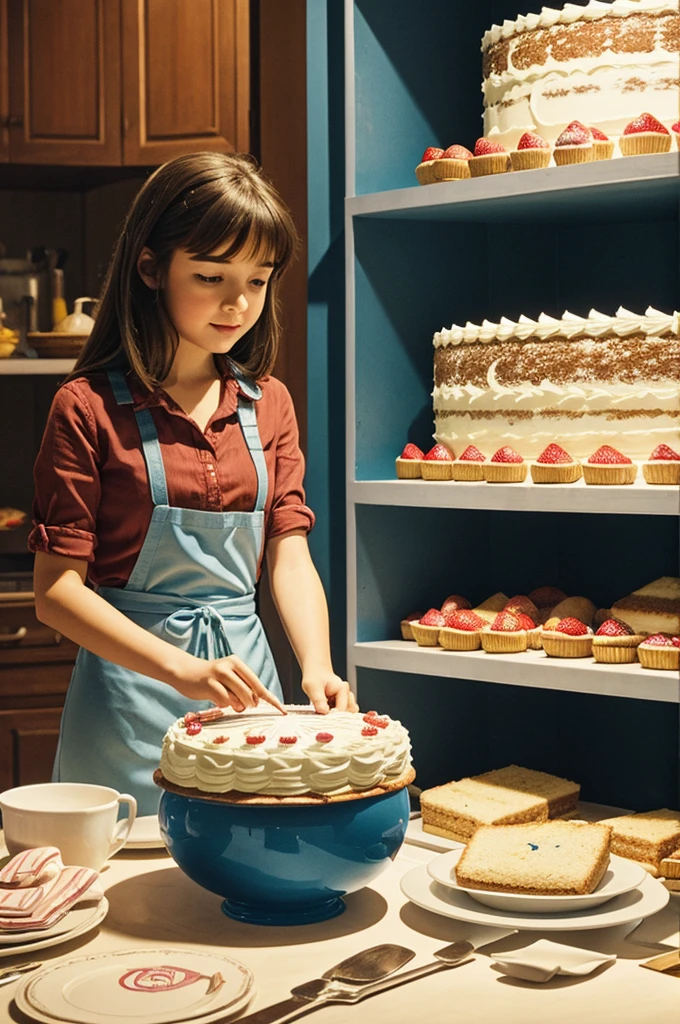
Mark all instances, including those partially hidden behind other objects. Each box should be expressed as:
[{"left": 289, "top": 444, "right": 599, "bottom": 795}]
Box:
[{"left": 128, "top": 361, "right": 261, "bottom": 411}]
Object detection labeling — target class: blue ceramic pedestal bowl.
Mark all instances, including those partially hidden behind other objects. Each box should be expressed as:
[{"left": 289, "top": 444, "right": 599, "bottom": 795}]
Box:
[{"left": 158, "top": 785, "right": 410, "bottom": 926}]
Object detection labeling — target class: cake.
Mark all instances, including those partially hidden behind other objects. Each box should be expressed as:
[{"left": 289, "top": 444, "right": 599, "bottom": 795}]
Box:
[
  {"left": 454, "top": 821, "right": 611, "bottom": 896},
  {"left": 433, "top": 306, "right": 680, "bottom": 461},
  {"left": 156, "top": 705, "right": 414, "bottom": 803},
  {"left": 599, "top": 809, "right": 680, "bottom": 873},
  {"left": 482, "top": 1, "right": 680, "bottom": 152},
  {"left": 611, "top": 576, "right": 680, "bottom": 634}
]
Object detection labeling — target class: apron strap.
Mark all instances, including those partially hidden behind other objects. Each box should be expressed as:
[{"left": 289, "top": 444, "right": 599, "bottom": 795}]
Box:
[
  {"left": 107, "top": 370, "right": 169, "bottom": 507},
  {"left": 229, "top": 362, "right": 268, "bottom": 515}
]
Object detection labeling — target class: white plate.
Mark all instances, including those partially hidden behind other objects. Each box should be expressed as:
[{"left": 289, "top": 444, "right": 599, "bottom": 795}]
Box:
[
  {"left": 122, "top": 815, "right": 165, "bottom": 850},
  {"left": 427, "top": 850, "right": 648, "bottom": 913},
  {"left": 400, "top": 863, "right": 669, "bottom": 931},
  {"left": 405, "top": 816, "right": 465, "bottom": 854},
  {"left": 0, "top": 898, "right": 108, "bottom": 959},
  {"left": 0, "top": 898, "right": 106, "bottom": 946},
  {"left": 16, "top": 947, "right": 253, "bottom": 1024}
]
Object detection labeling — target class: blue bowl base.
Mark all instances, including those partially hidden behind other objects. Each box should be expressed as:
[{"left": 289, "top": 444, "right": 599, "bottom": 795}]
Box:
[{"left": 221, "top": 895, "right": 346, "bottom": 926}]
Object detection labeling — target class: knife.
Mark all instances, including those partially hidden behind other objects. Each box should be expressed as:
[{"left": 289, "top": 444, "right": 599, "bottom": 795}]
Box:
[{"left": 0, "top": 960, "right": 42, "bottom": 988}]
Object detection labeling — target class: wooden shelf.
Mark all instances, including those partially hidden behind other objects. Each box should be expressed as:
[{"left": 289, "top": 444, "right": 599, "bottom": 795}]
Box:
[
  {"left": 353, "top": 641, "right": 680, "bottom": 704},
  {"left": 0, "top": 360, "right": 76, "bottom": 375}
]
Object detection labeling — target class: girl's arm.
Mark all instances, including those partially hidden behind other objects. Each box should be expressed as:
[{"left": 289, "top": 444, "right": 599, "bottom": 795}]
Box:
[
  {"left": 265, "top": 530, "right": 357, "bottom": 713},
  {"left": 33, "top": 551, "right": 284, "bottom": 712}
]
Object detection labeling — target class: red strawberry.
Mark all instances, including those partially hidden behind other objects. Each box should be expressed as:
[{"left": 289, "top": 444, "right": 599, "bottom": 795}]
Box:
[
  {"left": 537, "top": 443, "right": 573, "bottom": 465},
  {"left": 185, "top": 720, "right": 203, "bottom": 736},
  {"left": 474, "top": 137, "right": 507, "bottom": 156},
  {"left": 441, "top": 593, "right": 472, "bottom": 613},
  {"left": 673, "top": 121, "right": 680, "bottom": 133},
  {"left": 596, "top": 618, "right": 634, "bottom": 637},
  {"left": 590, "top": 127, "right": 610, "bottom": 141},
  {"left": 400, "top": 443, "right": 424, "bottom": 460},
  {"left": 491, "top": 610, "right": 522, "bottom": 632},
  {"left": 362, "top": 725, "right": 379, "bottom": 736},
  {"left": 459, "top": 444, "right": 486, "bottom": 462},
  {"left": 505, "top": 595, "right": 539, "bottom": 619},
  {"left": 556, "top": 617, "right": 588, "bottom": 636},
  {"left": 649, "top": 443, "right": 680, "bottom": 461},
  {"left": 588, "top": 445, "right": 631, "bottom": 465},
  {"left": 212, "top": 735, "right": 229, "bottom": 744},
  {"left": 443, "top": 144, "right": 472, "bottom": 160},
  {"left": 402, "top": 610, "right": 423, "bottom": 622},
  {"left": 556, "top": 121, "right": 592, "bottom": 147},
  {"left": 421, "top": 146, "right": 444, "bottom": 162},
  {"left": 644, "top": 633, "right": 673, "bottom": 647},
  {"left": 529, "top": 586, "right": 567, "bottom": 608},
  {"left": 672, "top": 636, "right": 680, "bottom": 648},
  {"left": 424, "top": 443, "right": 454, "bottom": 462},
  {"left": 491, "top": 446, "right": 523, "bottom": 464},
  {"left": 316, "top": 732, "right": 334, "bottom": 743},
  {"left": 364, "top": 710, "right": 379, "bottom": 718},
  {"left": 516, "top": 612, "right": 537, "bottom": 630},
  {"left": 446, "top": 610, "right": 486, "bottom": 631},
  {"left": 420, "top": 608, "right": 446, "bottom": 627},
  {"left": 517, "top": 131, "right": 549, "bottom": 150},
  {"left": 279, "top": 735, "right": 298, "bottom": 744},
  {"left": 623, "top": 113, "right": 669, "bottom": 136},
  {"left": 246, "top": 734, "right": 266, "bottom": 744}
]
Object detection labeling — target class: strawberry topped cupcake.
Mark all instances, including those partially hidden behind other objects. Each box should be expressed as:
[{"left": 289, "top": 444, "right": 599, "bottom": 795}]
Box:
[
  {"left": 674, "top": 120, "right": 680, "bottom": 148},
  {"left": 481, "top": 610, "right": 527, "bottom": 654},
  {"left": 590, "top": 127, "right": 614, "bottom": 162},
  {"left": 531, "top": 443, "right": 582, "bottom": 484},
  {"left": 469, "top": 138, "right": 510, "bottom": 177},
  {"left": 592, "top": 618, "right": 644, "bottom": 665},
  {"left": 484, "top": 446, "right": 527, "bottom": 483},
  {"left": 396, "top": 442, "right": 424, "bottom": 479},
  {"left": 542, "top": 617, "right": 593, "bottom": 659},
  {"left": 583, "top": 445, "right": 637, "bottom": 485},
  {"left": 452, "top": 444, "right": 486, "bottom": 481},
  {"left": 620, "top": 113, "right": 671, "bottom": 157},
  {"left": 553, "top": 121, "right": 593, "bottom": 166},
  {"left": 642, "top": 444, "right": 680, "bottom": 485},
  {"left": 421, "top": 443, "right": 454, "bottom": 481},
  {"left": 637, "top": 633, "right": 680, "bottom": 671},
  {"left": 436, "top": 144, "right": 473, "bottom": 181},
  {"left": 400, "top": 610, "right": 424, "bottom": 641},
  {"left": 411, "top": 608, "right": 445, "bottom": 647},
  {"left": 510, "top": 132, "right": 551, "bottom": 172},
  {"left": 439, "top": 609, "right": 486, "bottom": 652},
  {"left": 415, "top": 146, "right": 444, "bottom": 185}
]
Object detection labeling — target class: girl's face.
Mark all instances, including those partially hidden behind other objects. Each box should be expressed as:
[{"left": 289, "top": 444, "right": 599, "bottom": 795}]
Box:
[{"left": 159, "top": 245, "right": 275, "bottom": 355}]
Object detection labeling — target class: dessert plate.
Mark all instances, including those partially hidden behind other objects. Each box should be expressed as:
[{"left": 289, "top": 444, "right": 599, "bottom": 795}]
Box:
[
  {"left": 405, "top": 816, "right": 465, "bottom": 854},
  {"left": 16, "top": 947, "right": 253, "bottom": 1024},
  {"left": 122, "top": 815, "right": 165, "bottom": 850},
  {"left": 0, "top": 898, "right": 108, "bottom": 958},
  {"left": 400, "top": 863, "right": 669, "bottom": 932},
  {"left": 427, "top": 850, "right": 647, "bottom": 913}
]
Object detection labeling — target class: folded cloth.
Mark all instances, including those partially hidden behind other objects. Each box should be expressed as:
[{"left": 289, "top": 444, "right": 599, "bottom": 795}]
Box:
[
  {"left": 0, "top": 866, "right": 101, "bottom": 932},
  {"left": 491, "top": 939, "right": 616, "bottom": 983},
  {"left": 0, "top": 847, "right": 62, "bottom": 888}
]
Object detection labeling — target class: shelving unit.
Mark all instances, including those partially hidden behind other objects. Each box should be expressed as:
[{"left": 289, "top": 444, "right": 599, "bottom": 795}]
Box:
[
  {"left": 0, "top": 361, "right": 76, "bottom": 375},
  {"left": 344, "top": 0, "right": 680, "bottom": 807}
]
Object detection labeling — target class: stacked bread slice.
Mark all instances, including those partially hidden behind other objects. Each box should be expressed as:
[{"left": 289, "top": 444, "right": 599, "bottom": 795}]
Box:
[
  {"left": 611, "top": 576, "right": 680, "bottom": 635},
  {"left": 599, "top": 808, "right": 680, "bottom": 878}
]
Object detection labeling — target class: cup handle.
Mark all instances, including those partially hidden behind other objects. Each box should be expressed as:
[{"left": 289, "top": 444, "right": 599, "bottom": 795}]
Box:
[{"left": 108, "top": 794, "right": 138, "bottom": 858}]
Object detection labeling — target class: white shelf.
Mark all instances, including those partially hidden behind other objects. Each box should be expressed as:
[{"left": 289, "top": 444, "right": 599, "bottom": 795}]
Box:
[
  {"left": 353, "top": 641, "right": 680, "bottom": 704},
  {"left": 351, "top": 479, "right": 679, "bottom": 517},
  {"left": 0, "top": 360, "right": 76, "bottom": 375}
]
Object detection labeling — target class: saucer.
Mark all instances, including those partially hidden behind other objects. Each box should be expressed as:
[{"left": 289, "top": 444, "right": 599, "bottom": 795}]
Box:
[
  {"left": 123, "top": 815, "right": 165, "bottom": 850},
  {"left": 0, "top": 899, "right": 108, "bottom": 958}
]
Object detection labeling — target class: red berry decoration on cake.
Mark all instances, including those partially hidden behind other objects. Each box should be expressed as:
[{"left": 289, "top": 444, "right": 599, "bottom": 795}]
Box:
[
  {"left": 511, "top": 131, "right": 551, "bottom": 172},
  {"left": 638, "top": 632, "right": 680, "bottom": 671},
  {"left": 421, "top": 147, "right": 444, "bottom": 162},
  {"left": 589, "top": 126, "right": 614, "bottom": 161},
  {"left": 531, "top": 442, "right": 582, "bottom": 484},
  {"left": 439, "top": 609, "right": 486, "bottom": 652},
  {"left": 400, "top": 609, "right": 424, "bottom": 641},
  {"left": 469, "top": 137, "right": 510, "bottom": 177},
  {"left": 440, "top": 593, "right": 472, "bottom": 614},
  {"left": 620, "top": 113, "right": 671, "bottom": 157},
  {"left": 595, "top": 619, "right": 633, "bottom": 638},
  {"left": 421, "top": 443, "right": 454, "bottom": 481},
  {"left": 315, "top": 732, "right": 334, "bottom": 743},
  {"left": 447, "top": 610, "right": 486, "bottom": 631},
  {"left": 411, "top": 607, "right": 446, "bottom": 647},
  {"left": 481, "top": 609, "right": 527, "bottom": 655},
  {"left": 542, "top": 616, "right": 593, "bottom": 659},
  {"left": 361, "top": 725, "right": 379, "bottom": 737},
  {"left": 485, "top": 446, "right": 528, "bottom": 483},
  {"left": 452, "top": 444, "right": 487, "bottom": 481},
  {"left": 212, "top": 735, "right": 229, "bottom": 744},
  {"left": 592, "top": 618, "right": 642, "bottom": 666},
  {"left": 443, "top": 144, "right": 473, "bottom": 160},
  {"left": 396, "top": 442, "right": 424, "bottom": 480},
  {"left": 279, "top": 735, "right": 298, "bottom": 745},
  {"left": 185, "top": 720, "right": 203, "bottom": 736},
  {"left": 583, "top": 445, "right": 637, "bottom": 486},
  {"left": 643, "top": 443, "right": 680, "bottom": 486},
  {"left": 554, "top": 120, "right": 593, "bottom": 165},
  {"left": 246, "top": 734, "right": 266, "bottom": 745}
]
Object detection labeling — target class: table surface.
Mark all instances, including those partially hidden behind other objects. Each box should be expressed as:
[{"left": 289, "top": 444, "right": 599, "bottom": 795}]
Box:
[{"left": 1, "top": 834, "right": 679, "bottom": 1024}]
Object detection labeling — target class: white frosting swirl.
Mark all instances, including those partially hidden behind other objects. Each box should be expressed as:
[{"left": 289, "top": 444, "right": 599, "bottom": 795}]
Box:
[{"left": 482, "top": 1, "right": 679, "bottom": 50}]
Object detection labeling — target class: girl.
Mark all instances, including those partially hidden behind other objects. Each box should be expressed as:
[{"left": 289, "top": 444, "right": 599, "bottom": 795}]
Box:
[{"left": 30, "top": 152, "right": 356, "bottom": 815}]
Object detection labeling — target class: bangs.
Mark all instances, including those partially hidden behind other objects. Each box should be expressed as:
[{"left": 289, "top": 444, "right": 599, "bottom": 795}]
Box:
[{"left": 183, "top": 188, "right": 295, "bottom": 272}]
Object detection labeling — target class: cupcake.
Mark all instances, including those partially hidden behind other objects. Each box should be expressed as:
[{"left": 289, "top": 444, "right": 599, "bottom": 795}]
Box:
[
  {"left": 469, "top": 138, "right": 510, "bottom": 177},
  {"left": 637, "top": 633, "right": 680, "bottom": 671},
  {"left": 400, "top": 610, "right": 424, "bottom": 641},
  {"left": 396, "top": 442, "right": 424, "bottom": 479},
  {"left": 553, "top": 121, "right": 593, "bottom": 166},
  {"left": 434, "top": 144, "right": 473, "bottom": 181},
  {"left": 473, "top": 592, "right": 510, "bottom": 624},
  {"left": 542, "top": 617, "right": 593, "bottom": 658},
  {"left": 480, "top": 610, "right": 527, "bottom": 654},
  {"left": 550, "top": 596, "right": 596, "bottom": 628},
  {"left": 619, "top": 113, "right": 671, "bottom": 157},
  {"left": 504, "top": 599, "right": 542, "bottom": 647},
  {"left": 517, "top": 612, "right": 543, "bottom": 650},
  {"left": 415, "top": 146, "right": 444, "bottom": 185},
  {"left": 642, "top": 443, "right": 680, "bottom": 485},
  {"left": 531, "top": 442, "right": 582, "bottom": 484},
  {"left": 484, "top": 446, "right": 527, "bottom": 483},
  {"left": 421, "top": 443, "right": 454, "bottom": 481},
  {"left": 440, "top": 593, "right": 472, "bottom": 615},
  {"left": 411, "top": 608, "right": 445, "bottom": 647},
  {"left": 510, "top": 131, "right": 551, "bottom": 171},
  {"left": 504, "top": 595, "right": 540, "bottom": 621},
  {"left": 452, "top": 444, "right": 486, "bottom": 481},
  {"left": 439, "top": 609, "right": 486, "bottom": 651},
  {"left": 583, "top": 445, "right": 637, "bottom": 485},
  {"left": 590, "top": 127, "right": 615, "bottom": 161},
  {"left": 592, "top": 618, "right": 644, "bottom": 665},
  {"left": 673, "top": 120, "right": 680, "bottom": 148}
]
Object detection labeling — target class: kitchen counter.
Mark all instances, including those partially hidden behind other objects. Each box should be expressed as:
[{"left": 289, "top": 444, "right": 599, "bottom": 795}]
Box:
[{"left": 1, "top": 837, "right": 679, "bottom": 1024}]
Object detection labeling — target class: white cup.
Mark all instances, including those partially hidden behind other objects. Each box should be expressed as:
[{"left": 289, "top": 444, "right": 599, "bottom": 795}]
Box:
[{"left": 0, "top": 782, "right": 137, "bottom": 871}]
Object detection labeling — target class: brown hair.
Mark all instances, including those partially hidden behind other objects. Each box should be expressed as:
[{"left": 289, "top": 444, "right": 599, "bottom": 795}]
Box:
[{"left": 65, "top": 152, "right": 298, "bottom": 389}]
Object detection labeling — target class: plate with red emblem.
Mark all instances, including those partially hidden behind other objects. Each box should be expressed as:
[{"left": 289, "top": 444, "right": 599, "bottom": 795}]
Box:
[{"left": 15, "top": 948, "right": 254, "bottom": 1024}]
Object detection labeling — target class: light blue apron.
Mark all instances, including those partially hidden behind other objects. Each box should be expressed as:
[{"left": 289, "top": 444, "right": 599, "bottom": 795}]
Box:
[{"left": 53, "top": 369, "right": 282, "bottom": 815}]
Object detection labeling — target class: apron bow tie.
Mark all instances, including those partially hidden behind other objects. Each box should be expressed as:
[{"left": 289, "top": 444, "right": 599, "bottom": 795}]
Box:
[{"left": 163, "top": 605, "right": 233, "bottom": 661}]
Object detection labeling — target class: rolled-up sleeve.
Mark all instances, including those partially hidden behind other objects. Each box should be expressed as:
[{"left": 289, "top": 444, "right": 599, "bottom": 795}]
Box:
[
  {"left": 28, "top": 383, "right": 100, "bottom": 562},
  {"left": 266, "top": 380, "right": 315, "bottom": 540}
]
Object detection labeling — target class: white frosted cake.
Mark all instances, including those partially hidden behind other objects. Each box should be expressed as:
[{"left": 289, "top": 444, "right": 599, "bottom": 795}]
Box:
[
  {"left": 482, "top": 0, "right": 680, "bottom": 150},
  {"left": 157, "top": 705, "right": 414, "bottom": 802},
  {"left": 433, "top": 306, "right": 680, "bottom": 461}
]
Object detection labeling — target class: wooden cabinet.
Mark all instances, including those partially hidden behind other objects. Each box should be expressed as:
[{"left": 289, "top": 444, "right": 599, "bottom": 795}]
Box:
[{"left": 4, "top": 0, "right": 249, "bottom": 166}]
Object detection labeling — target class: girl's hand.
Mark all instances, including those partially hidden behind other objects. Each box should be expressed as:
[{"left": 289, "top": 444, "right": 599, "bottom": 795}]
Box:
[
  {"left": 174, "top": 654, "right": 285, "bottom": 714},
  {"left": 302, "top": 673, "right": 358, "bottom": 714}
]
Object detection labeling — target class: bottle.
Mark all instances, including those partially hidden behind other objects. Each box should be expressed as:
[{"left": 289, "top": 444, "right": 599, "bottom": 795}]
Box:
[
  {"left": 53, "top": 297, "right": 96, "bottom": 335},
  {"left": 51, "top": 268, "right": 67, "bottom": 329}
]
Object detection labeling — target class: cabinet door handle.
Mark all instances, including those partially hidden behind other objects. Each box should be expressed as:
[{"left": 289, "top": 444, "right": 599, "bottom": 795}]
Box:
[{"left": 0, "top": 626, "right": 27, "bottom": 642}]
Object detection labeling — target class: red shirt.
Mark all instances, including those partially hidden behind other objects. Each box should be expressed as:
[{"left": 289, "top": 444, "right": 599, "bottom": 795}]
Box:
[{"left": 29, "top": 369, "right": 315, "bottom": 588}]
